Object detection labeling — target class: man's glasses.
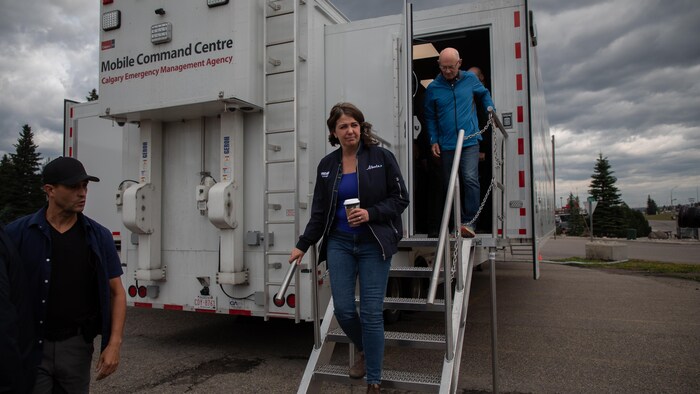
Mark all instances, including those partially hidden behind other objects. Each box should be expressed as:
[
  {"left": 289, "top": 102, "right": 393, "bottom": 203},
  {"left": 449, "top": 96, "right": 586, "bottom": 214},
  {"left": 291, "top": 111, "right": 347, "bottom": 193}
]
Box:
[{"left": 438, "top": 61, "right": 460, "bottom": 71}]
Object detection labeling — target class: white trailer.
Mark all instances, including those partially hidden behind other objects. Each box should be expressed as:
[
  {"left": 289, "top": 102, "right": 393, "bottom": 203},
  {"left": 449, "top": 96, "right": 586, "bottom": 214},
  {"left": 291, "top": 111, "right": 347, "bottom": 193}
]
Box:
[
  {"left": 67, "top": 0, "right": 554, "bottom": 319},
  {"left": 67, "top": 0, "right": 552, "bottom": 355},
  {"left": 66, "top": 0, "right": 553, "bottom": 390}
]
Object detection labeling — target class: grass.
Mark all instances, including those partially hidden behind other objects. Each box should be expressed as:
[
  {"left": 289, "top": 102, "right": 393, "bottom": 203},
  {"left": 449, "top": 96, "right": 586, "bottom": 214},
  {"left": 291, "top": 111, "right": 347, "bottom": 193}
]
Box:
[
  {"left": 645, "top": 212, "right": 675, "bottom": 220},
  {"left": 555, "top": 258, "right": 700, "bottom": 282}
]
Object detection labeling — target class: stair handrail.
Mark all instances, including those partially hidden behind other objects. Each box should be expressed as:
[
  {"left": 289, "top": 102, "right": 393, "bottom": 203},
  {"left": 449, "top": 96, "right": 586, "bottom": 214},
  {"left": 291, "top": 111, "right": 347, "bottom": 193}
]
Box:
[
  {"left": 275, "top": 262, "right": 297, "bottom": 304},
  {"left": 488, "top": 106, "right": 508, "bottom": 139},
  {"left": 427, "top": 129, "right": 465, "bottom": 305}
]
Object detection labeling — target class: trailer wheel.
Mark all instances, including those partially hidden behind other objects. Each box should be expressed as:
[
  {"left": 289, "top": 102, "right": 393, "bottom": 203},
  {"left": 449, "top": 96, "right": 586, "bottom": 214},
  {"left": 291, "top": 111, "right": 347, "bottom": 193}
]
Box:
[{"left": 383, "top": 277, "right": 402, "bottom": 324}]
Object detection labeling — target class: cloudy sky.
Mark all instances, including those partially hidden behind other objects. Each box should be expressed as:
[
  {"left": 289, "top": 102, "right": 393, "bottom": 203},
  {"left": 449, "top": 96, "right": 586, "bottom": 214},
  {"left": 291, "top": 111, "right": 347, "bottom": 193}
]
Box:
[{"left": 1, "top": 0, "right": 698, "bottom": 208}]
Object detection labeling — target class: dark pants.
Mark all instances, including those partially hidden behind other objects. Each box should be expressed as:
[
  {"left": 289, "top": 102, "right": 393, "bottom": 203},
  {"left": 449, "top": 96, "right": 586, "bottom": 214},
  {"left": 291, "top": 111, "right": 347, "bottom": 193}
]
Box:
[{"left": 32, "top": 335, "right": 94, "bottom": 394}]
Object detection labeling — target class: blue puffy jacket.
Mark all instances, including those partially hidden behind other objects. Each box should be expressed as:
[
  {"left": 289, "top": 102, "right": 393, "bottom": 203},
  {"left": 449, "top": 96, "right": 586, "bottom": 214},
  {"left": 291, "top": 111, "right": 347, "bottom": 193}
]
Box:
[{"left": 424, "top": 70, "right": 495, "bottom": 150}]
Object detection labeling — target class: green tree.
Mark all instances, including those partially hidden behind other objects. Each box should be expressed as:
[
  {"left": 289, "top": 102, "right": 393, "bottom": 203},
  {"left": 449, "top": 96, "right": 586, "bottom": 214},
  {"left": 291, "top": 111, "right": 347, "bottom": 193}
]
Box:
[
  {"left": 86, "top": 88, "right": 99, "bottom": 101},
  {"left": 566, "top": 193, "right": 586, "bottom": 236},
  {"left": 589, "top": 154, "right": 625, "bottom": 237},
  {"left": 0, "top": 154, "right": 14, "bottom": 223},
  {"left": 5, "top": 125, "right": 45, "bottom": 221},
  {"left": 646, "top": 195, "right": 658, "bottom": 215},
  {"left": 622, "top": 202, "right": 651, "bottom": 237}
]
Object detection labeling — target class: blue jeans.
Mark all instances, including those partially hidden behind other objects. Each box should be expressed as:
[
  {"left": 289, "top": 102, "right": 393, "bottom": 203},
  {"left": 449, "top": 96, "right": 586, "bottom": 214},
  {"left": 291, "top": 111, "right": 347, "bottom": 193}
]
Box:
[
  {"left": 441, "top": 145, "right": 480, "bottom": 225},
  {"left": 327, "top": 230, "right": 391, "bottom": 385}
]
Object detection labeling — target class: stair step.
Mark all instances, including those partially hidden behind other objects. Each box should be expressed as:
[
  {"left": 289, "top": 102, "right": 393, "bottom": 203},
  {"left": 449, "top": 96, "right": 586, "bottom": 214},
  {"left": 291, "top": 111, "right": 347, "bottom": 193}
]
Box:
[
  {"left": 355, "top": 296, "right": 445, "bottom": 312},
  {"left": 327, "top": 328, "right": 446, "bottom": 349},
  {"left": 389, "top": 266, "right": 437, "bottom": 278},
  {"left": 314, "top": 364, "right": 441, "bottom": 391}
]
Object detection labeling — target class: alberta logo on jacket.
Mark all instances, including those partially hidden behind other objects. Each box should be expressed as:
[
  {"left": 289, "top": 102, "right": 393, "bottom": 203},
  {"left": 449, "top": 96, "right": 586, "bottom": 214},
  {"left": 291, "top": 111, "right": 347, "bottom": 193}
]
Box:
[{"left": 367, "top": 164, "right": 383, "bottom": 170}]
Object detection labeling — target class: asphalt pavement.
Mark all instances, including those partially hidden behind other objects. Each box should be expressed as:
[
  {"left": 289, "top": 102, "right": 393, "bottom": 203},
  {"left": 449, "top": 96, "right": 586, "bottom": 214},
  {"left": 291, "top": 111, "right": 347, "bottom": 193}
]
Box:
[{"left": 89, "top": 235, "right": 700, "bottom": 393}]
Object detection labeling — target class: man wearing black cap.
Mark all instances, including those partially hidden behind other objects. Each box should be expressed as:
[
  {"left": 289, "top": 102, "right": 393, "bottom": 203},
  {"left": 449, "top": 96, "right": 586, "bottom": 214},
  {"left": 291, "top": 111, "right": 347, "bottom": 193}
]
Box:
[{"left": 5, "top": 156, "right": 126, "bottom": 393}]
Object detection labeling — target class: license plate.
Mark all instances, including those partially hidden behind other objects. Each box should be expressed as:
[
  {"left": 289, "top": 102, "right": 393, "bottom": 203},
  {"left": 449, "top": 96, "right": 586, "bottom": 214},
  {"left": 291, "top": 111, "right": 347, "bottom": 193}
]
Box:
[{"left": 194, "top": 295, "right": 217, "bottom": 311}]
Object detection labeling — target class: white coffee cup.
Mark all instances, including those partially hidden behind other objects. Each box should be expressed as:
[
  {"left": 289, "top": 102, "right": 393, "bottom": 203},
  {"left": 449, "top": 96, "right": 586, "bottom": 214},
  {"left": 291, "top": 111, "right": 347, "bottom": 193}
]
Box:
[{"left": 344, "top": 198, "right": 360, "bottom": 226}]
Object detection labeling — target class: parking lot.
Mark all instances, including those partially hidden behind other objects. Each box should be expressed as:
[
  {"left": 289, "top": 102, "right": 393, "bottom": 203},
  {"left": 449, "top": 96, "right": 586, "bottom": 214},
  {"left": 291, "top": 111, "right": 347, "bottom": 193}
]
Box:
[{"left": 89, "top": 234, "right": 700, "bottom": 393}]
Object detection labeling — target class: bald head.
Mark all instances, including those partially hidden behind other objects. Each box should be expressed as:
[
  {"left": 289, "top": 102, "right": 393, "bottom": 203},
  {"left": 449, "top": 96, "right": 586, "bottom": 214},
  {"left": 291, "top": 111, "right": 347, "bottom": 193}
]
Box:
[
  {"left": 439, "top": 48, "right": 460, "bottom": 63},
  {"left": 437, "top": 47, "right": 462, "bottom": 80}
]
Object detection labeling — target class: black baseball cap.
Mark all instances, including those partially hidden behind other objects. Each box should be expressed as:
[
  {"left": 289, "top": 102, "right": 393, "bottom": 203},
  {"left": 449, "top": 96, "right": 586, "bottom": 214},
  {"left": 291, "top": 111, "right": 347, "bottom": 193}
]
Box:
[{"left": 42, "top": 157, "right": 100, "bottom": 185}]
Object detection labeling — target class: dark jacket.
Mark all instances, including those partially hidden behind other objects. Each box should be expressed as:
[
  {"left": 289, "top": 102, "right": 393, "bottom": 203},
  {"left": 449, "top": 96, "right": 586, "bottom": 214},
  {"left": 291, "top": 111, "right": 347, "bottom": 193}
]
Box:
[
  {"left": 296, "top": 141, "right": 409, "bottom": 262},
  {"left": 5, "top": 208, "right": 123, "bottom": 370},
  {"left": 0, "top": 226, "right": 31, "bottom": 393}
]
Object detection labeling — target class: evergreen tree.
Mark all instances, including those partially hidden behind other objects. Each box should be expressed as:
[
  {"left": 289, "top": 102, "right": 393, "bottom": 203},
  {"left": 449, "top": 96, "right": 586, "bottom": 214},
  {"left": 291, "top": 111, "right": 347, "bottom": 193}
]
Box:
[
  {"left": 86, "top": 88, "right": 99, "bottom": 101},
  {"left": 622, "top": 202, "right": 651, "bottom": 237},
  {"left": 646, "top": 195, "right": 658, "bottom": 215},
  {"left": 566, "top": 193, "right": 586, "bottom": 236},
  {"left": 0, "top": 154, "right": 14, "bottom": 223},
  {"left": 6, "top": 125, "right": 45, "bottom": 221},
  {"left": 589, "top": 153, "right": 625, "bottom": 237}
]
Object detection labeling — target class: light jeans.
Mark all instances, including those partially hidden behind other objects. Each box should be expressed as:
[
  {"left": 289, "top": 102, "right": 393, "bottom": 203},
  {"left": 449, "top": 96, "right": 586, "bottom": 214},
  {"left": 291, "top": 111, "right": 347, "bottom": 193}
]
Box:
[
  {"left": 441, "top": 145, "right": 480, "bottom": 225},
  {"left": 327, "top": 230, "right": 391, "bottom": 385}
]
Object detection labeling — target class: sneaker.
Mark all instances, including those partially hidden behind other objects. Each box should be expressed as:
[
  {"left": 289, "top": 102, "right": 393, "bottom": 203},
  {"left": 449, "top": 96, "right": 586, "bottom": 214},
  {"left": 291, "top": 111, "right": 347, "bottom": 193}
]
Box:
[
  {"left": 460, "top": 224, "right": 475, "bottom": 238},
  {"left": 366, "top": 383, "right": 381, "bottom": 393},
  {"left": 349, "top": 352, "right": 365, "bottom": 379}
]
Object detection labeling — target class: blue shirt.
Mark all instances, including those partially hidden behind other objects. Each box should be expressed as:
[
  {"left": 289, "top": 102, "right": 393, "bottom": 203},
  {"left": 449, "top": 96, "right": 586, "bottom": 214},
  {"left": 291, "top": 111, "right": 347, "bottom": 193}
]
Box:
[
  {"left": 5, "top": 207, "right": 123, "bottom": 367},
  {"left": 335, "top": 173, "right": 367, "bottom": 234}
]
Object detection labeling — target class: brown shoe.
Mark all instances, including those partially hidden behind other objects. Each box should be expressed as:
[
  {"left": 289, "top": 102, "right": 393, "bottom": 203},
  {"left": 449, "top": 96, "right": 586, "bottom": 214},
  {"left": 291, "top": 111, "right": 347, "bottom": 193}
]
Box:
[
  {"left": 348, "top": 352, "right": 365, "bottom": 379},
  {"left": 460, "top": 224, "right": 476, "bottom": 238},
  {"left": 367, "top": 383, "right": 381, "bottom": 393}
]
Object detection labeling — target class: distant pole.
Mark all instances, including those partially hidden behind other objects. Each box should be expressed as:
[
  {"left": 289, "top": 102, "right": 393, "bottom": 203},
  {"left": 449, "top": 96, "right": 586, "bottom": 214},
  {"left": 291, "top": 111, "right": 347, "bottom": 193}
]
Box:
[
  {"left": 589, "top": 206, "right": 593, "bottom": 242},
  {"left": 552, "top": 135, "right": 556, "bottom": 239}
]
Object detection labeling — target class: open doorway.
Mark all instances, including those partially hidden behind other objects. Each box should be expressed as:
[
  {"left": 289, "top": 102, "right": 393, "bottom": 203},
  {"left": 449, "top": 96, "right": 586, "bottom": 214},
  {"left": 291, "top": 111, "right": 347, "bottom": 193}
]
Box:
[{"left": 411, "top": 28, "right": 493, "bottom": 236}]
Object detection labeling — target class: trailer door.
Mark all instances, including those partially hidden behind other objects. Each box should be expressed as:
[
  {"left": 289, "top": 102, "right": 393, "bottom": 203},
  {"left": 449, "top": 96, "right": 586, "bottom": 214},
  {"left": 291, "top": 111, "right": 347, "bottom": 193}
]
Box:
[{"left": 324, "top": 2, "right": 414, "bottom": 236}]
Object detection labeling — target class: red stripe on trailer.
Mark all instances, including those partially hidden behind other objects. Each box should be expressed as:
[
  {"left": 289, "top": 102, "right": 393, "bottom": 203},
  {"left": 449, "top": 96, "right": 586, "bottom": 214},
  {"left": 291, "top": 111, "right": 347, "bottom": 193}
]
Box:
[
  {"left": 519, "top": 171, "right": 525, "bottom": 187},
  {"left": 112, "top": 231, "right": 120, "bottom": 236},
  {"left": 514, "top": 11, "right": 520, "bottom": 28},
  {"left": 69, "top": 127, "right": 73, "bottom": 138},
  {"left": 70, "top": 107, "right": 73, "bottom": 118},
  {"left": 519, "top": 229, "right": 527, "bottom": 235},
  {"left": 195, "top": 309, "right": 216, "bottom": 314},
  {"left": 498, "top": 228, "right": 503, "bottom": 235},
  {"left": 520, "top": 208, "right": 526, "bottom": 216},
  {"left": 515, "top": 42, "right": 522, "bottom": 59},
  {"left": 134, "top": 302, "right": 152, "bottom": 308},
  {"left": 229, "top": 309, "right": 252, "bottom": 316},
  {"left": 68, "top": 147, "right": 73, "bottom": 157},
  {"left": 517, "top": 106, "right": 524, "bottom": 122},
  {"left": 518, "top": 138, "right": 524, "bottom": 155},
  {"left": 516, "top": 74, "right": 523, "bottom": 91},
  {"left": 164, "top": 304, "right": 183, "bottom": 311}
]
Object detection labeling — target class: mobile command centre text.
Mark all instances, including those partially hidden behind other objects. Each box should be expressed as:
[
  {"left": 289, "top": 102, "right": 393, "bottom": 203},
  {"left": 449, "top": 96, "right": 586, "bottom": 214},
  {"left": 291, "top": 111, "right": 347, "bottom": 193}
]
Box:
[{"left": 100, "top": 39, "right": 233, "bottom": 72}]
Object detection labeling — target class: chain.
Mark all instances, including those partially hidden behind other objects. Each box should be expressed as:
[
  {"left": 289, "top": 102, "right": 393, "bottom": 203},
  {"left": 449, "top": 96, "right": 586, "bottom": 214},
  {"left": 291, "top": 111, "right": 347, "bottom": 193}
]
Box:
[
  {"left": 450, "top": 231, "right": 460, "bottom": 280},
  {"left": 463, "top": 117, "right": 493, "bottom": 142},
  {"left": 466, "top": 177, "right": 496, "bottom": 228}
]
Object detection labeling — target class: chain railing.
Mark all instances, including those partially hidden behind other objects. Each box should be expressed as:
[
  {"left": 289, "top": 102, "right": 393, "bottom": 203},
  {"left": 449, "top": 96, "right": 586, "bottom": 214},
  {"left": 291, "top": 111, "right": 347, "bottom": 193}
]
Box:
[{"left": 427, "top": 116, "right": 494, "bottom": 305}]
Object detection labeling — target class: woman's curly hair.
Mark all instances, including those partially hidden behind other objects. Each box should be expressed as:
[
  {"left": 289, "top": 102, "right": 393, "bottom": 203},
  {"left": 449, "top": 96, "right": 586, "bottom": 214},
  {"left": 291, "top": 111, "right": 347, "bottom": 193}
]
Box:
[{"left": 327, "top": 102, "right": 379, "bottom": 147}]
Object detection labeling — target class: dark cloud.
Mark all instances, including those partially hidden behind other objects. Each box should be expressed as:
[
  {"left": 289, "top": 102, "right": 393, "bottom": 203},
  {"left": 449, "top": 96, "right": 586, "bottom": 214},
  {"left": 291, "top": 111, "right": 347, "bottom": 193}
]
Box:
[{"left": 1, "top": 0, "right": 697, "bottom": 207}]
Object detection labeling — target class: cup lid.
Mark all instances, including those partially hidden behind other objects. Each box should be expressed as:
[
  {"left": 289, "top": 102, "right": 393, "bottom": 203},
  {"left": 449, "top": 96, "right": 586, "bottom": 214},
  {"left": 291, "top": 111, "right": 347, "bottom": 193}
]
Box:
[{"left": 343, "top": 198, "right": 360, "bottom": 206}]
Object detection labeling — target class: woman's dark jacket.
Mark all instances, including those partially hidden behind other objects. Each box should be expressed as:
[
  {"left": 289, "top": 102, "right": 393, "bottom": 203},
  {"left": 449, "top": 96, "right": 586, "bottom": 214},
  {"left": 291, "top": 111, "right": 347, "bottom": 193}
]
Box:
[{"left": 295, "top": 141, "right": 409, "bottom": 262}]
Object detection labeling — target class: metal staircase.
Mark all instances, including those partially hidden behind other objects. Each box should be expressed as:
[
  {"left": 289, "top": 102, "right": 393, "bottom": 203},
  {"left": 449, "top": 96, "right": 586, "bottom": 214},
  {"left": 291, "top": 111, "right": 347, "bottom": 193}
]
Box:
[
  {"left": 296, "top": 236, "right": 477, "bottom": 393},
  {"left": 262, "top": 0, "right": 304, "bottom": 320},
  {"left": 290, "top": 126, "right": 501, "bottom": 393}
]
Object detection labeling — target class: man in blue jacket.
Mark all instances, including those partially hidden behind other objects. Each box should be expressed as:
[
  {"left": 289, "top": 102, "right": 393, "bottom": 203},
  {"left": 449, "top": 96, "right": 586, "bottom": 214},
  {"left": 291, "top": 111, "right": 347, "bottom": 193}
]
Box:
[
  {"left": 5, "top": 157, "right": 126, "bottom": 393},
  {"left": 424, "top": 47, "right": 495, "bottom": 237}
]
